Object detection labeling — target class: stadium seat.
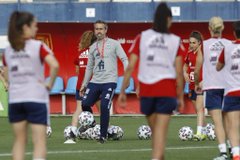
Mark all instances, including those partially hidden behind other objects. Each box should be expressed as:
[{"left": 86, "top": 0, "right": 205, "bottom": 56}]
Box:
[
  {"left": 65, "top": 76, "right": 78, "bottom": 95},
  {"left": 184, "top": 82, "right": 189, "bottom": 94},
  {"left": 115, "top": 76, "right": 135, "bottom": 94},
  {"left": 45, "top": 76, "right": 64, "bottom": 95}
]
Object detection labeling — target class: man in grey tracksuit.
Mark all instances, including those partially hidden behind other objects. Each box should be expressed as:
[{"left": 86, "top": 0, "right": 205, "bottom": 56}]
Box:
[{"left": 80, "top": 20, "right": 128, "bottom": 143}]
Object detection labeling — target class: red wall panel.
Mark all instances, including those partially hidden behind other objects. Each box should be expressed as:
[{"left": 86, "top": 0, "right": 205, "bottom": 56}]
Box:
[{"left": 37, "top": 22, "right": 235, "bottom": 114}]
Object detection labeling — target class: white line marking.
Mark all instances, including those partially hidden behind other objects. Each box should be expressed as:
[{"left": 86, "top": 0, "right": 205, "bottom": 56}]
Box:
[{"left": 0, "top": 145, "right": 216, "bottom": 157}]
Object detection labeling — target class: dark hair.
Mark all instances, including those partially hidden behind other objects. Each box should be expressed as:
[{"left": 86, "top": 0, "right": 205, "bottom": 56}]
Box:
[
  {"left": 153, "top": 2, "right": 172, "bottom": 33},
  {"left": 8, "top": 11, "right": 34, "bottom": 51},
  {"left": 189, "top": 31, "right": 203, "bottom": 43},
  {"left": 94, "top": 20, "right": 108, "bottom": 30},
  {"left": 233, "top": 21, "right": 240, "bottom": 39}
]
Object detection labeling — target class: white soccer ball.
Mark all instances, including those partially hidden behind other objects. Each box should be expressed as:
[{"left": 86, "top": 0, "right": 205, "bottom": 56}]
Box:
[
  {"left": 91, "top": 124, "right": 101, "bottom": 140},
  {"left": 137, "top": 125, "right": 152, "bottom": 140},
  {"left": 78, "top": 111, "right": 94, "bottom": 127},
  {"left": 63, "top": 126, "right": 72, "bottom": 140},
  {"left": 77, "top": 127, "right": 89, "bottom": 139},
  {"left": 84, "top": 128, "right": 94, "bottom": 140},
  {"left": 179, "top": 126, "right": 193, "bottom": 141},
  {"left": 46, "top": 126, "right": 52, "bottom": 138},
  {"left": 107, "top": 125, "right": 124, "bottom": 140},
  {"left": 205, "top": 123, "right": 216, "bottom": 140}
]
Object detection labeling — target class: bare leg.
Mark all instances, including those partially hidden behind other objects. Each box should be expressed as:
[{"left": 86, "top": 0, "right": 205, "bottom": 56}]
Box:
[
  {"left": 147, "top": 113, "right": 171, "bottom": 160},
  {"left": 31, "top": 124, "right": 47, "bottom": 159},
  {"left": 71, "top": 100, "right": 82, "bottom": 127},
  {"left": 12, "top": 121, "right": 28, "bottom": 160},
  {"left": 209, "top": 109, "right": 226, "bottom": 144}
]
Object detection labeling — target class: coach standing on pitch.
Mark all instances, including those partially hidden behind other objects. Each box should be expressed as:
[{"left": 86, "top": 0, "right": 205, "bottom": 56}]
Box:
[{"left": 80, "top": 20, "right": 129, "bottom": 143}]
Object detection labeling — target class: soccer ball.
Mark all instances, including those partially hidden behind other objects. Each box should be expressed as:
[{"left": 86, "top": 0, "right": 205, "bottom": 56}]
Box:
[
  {"left": 107, "top": 125, "right": 124, "bottom": 140},
  {"left": 77, "top": 127, "right": 89, "bottom": 139},
  {"left": 205, "top": 123, "right": 216, "bottom": 140},
  {"left": 91, "top": 124, "right": 101, "bottom": 140},
  {"left": 84, "top": 128, "right": 94, "bottom": 140},
  {"left": 137, "top": 125, "right": 151, "bottom": 140},
  {"left": 179, "top": 126, "right": 193, "bottom": 141},
  {"left": 46, "top": 126, "right": 52, "bottom": 138},
  {"left": 78, "top": 111, "right": 94, "bottom": 127},
  {"left": 63, "top": 126, "right": 73, "bottom": 140}
]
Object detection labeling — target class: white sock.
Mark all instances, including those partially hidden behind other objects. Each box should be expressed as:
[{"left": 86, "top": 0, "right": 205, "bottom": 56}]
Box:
[
  {"left": 202, "top": 126, "right": 206, "bottom": 135},
  {"left": 71, "top": 126, "right": 77, "bottom": 136},
  {"left": 226, "top": 140, "right": 232, "bottom": 149},
  {"left": 197, "top": 126, "right": 202, "bottom": 134},
  {"left": 232, "top": 146, "right": 240, "bottom": 157},
  {"left": 218, "top": 143, "right": 227, "bottom": 153}
]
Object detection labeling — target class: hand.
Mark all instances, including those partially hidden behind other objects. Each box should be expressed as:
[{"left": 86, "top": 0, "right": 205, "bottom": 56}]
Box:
[
  {"left": 45, "top": 83, "right": 52, "bottom": 91},
  {"left": 80, "top": 86, "right": 86, "bottom": 97},
  {"left": 183, "top": 72, "right": 190, "bottom": 83},
  {"left": 195, "top": 84, "right": 202, "bottom": 94},
  {"left": 117, "top": 93, "right": 127, "bottom": 108}
]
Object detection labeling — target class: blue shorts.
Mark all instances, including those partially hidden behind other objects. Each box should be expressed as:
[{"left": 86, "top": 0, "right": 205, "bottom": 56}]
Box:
[
  {"left": 189, "top": 90, "right": 203, "bottom": 101},
  {"left": 205, "top": 89, "right": 224, "bottom": 110},
  {"left": 140, "top": 97, "right": 177, "bottom": 115},
  {"left": 8, "top": 102, "right": 48, "bottom": 125},
  {"left": 189, "top": 90, "right": 197, "bottom": 101},
  {"left": 223, "top": 96, "right": 240, "bottom": 112},
  {"left": 75, "top": 90, "right": 83, "bottom": 101}
]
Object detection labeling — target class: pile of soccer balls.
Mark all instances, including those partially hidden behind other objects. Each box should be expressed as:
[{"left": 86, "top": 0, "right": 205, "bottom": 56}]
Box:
[
  {"left": 63, "top": 111, "right": 124, "bottom": 141},
  {"left": 178, "top": 123, "right": 216, "bottom": 141}
]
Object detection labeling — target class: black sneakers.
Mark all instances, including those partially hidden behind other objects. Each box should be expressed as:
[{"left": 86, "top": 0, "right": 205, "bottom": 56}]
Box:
[{"left": 97, "top": 137, "right": 106, "bottom": 144}]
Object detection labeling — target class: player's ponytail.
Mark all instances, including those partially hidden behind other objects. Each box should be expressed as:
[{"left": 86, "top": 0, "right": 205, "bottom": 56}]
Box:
[
  {"left": 8, "top": 11, "right": 34, "bottom": 51},
  {"left": 153, "top": 2, "right": 172, "bottom": 33}
]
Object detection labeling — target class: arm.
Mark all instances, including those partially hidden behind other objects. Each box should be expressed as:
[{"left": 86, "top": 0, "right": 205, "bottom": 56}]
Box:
[
  {"left": 80, "top": 48, "right": 94, "bottom": 95},
  {"left": 216, "top": 49, "right": 225, "bottom": 71},
  {"left": 0, "top": 68, "right": 8, "bottom": 91},
  {"left": 194, "top": 48, "right": 203, "bottom": 93},
  {"left": 183, "top": 63, "right": 190, "bottom": 83},
  {"left": 75, "top": 65, "right": 80, "bottom": 74},
  {"left": 44, "top": 54, "right": 59, "bottom": 90},
  {"left": 118, "top": 54, "right": 138, "bottom": 106},
  {"left": 116, "top": 42, "right": 129, "bottom": 71},
  {"left": 175, "top": 56, "right": 184, "bottom": 108}
]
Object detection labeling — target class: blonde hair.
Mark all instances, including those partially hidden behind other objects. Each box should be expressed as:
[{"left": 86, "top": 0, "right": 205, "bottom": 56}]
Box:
[
  {"left": 79, "top": 30, "right": 96, "bottom": 50},
  {"left": 209, "top": 16, "right": 224, "bottom": 34}
]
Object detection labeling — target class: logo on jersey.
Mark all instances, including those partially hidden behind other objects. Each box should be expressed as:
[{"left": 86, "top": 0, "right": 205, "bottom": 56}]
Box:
[
  {"left": 149, "top": 36, "right": 167, "bottom": 49},
  {"left": 209, "top": 41, "right": 224, "bottom": 65},
  {"left": 97, "top": 60, "right": 105, "bottom": 71},
  {"left": 79, "top": 50, "right": 89, "bottom": 58},
  {"left": 230, "top": 47, "right": 240, "bottom": 73}
]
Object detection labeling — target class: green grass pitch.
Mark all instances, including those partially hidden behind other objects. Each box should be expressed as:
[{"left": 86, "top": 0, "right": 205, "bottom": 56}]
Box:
[{"left": 0, "top": 116, "right": 220, "bottom": 160}]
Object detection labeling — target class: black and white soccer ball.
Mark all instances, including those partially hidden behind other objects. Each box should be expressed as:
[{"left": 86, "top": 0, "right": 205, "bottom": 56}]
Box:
[
  {"left": 178, "top": 126, "right": 193, "bottom": 141},
  {"left": 205, "top": 123, "right": 216, "bottom": 140},
  {"left": 78, "top": 111, "right": 94, "bottom": 127},
  {"left": 46, "top": 126, "right": 52, "bottom": 138},
  {"left": 63, "top": 126, "right": 72, "bottom": 140},
  {"left": 107, "top": 125, "right": 124, "bottom": 140},
  {"left": 137, "top": 125, "right": 152, "bottom": 140},
  {"left": 91, "top": 124, "right": 101, "bottom": 140}
]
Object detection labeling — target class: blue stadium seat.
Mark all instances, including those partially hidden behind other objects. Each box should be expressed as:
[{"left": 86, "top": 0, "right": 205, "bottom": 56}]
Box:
[
  {"left": 45, "top": 76, "right": 64, "bottom": 95},
  {"left": 184, "top": 82, "right": 189, "bottom": 94},
  {"left": 115, "top": 76, "right": 135, "bottom": 94},
  {"left": 65, "top": 76, "right": 78, "bottom": 95}
]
